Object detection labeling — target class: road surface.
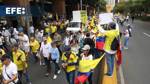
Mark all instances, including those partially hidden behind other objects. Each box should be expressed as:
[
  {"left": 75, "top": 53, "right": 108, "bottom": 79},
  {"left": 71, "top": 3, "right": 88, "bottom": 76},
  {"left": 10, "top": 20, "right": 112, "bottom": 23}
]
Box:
[{"left": 122, "top": 20, "right": 150, "bottom": 84}]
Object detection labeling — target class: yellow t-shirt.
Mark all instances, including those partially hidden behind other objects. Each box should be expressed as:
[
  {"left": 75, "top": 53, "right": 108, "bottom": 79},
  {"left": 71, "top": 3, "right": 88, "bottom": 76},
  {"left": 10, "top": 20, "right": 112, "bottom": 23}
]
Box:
[
  {"left": 0, "top": 49, "right": 5, "bottom": 75},
  {"left": 0, "top": 60, "right": 2, "bottom": 75},
  {"left": 47, "top": 36, "right": 52, "bottom": 44},
  {"left": 51, "top": 26, "right": 57, "bottom": 33},
  {"left": 12, "top": 50, "right": 26, "bottom": 71},
  {"left": 30, "top": 39, "right": 40, "bottom": 53},
  {"left": 61, "top": 52, "right": 78, "bottom": 72},
  {"left": 60, "top": 23, "right": 64, "bottom": 29},
  {"left": 104, "top": 30, "right": 119, "bottom": 52},
  {"left": 45, "top": 27, "right": 50, "bottom": 33},
  {"left": 0, "top": 49, "right": 5, "bottom": 56}
]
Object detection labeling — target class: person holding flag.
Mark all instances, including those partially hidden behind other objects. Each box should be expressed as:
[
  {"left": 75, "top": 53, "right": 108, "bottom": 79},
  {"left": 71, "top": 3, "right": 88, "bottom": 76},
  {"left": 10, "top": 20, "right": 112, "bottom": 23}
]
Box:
[
  {"left": 75, "top": 45, "right": 93, "bottom": 84},
  {"left": 98, "top": 22, "right": 120, "bottom": 77}
]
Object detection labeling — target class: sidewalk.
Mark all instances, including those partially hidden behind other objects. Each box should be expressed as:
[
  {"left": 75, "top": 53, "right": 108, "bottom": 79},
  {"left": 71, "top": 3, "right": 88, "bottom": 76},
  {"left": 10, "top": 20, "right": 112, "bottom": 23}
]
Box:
[{"left": 102, "top": 60, "right": 118, "bottom": 84}]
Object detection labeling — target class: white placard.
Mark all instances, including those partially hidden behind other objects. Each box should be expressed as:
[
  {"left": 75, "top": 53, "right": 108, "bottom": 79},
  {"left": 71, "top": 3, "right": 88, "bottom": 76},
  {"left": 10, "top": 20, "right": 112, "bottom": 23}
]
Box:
[{"left": 99, "top": 13, "right": 113, "bottom": 25}]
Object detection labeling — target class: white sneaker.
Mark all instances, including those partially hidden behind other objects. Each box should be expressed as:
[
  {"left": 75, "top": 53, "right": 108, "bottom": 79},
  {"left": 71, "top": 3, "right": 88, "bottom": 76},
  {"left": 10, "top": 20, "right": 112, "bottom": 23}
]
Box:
[
  {"left": 57, "top": 70, "right": 61, "bottom": 74},
  {"left": 42, "top": 62, "right": 45, "bottom": 66},
  {"left": 124, "top": 47, "right": 128, "bottom": 50},
  {"left": 27, "top": 82, "right": 32, "bottom": 84},
  {"left": 53, "top": 75, "right": 57, "bottom": 79},
  {"left": 45, "top": 73, "right": 49, "bottom": 77},
  {"left": 40, "top": 62, "right": 42, "bottom": 66}
]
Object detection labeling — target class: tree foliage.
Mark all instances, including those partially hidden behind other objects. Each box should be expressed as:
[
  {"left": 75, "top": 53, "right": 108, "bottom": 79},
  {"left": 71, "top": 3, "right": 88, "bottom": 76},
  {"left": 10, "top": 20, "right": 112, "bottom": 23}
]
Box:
[{"left": 114, "top": 0, "right": 150, "bottom": 16}]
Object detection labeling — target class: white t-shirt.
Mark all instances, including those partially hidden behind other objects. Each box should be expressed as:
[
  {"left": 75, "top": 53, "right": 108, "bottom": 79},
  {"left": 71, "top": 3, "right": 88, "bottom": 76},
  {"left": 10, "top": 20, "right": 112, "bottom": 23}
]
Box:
[
  {"left": 2, "top": 62, "right": 18, "bottom": 84},
  {"left": 82, "top": 54, "right": 93, "bottom": 60},
  {"left": 29, "top": 26, "right": 34, "bottom": 34},
  {"left": 63, "top": 37, "right": 70, "bottom": 46},
  {"left": 2, "top": 29, "right": 11, "bottom": 37},
  {"left": 0, "top": 36, "right": 4, "bottom": 45},
  {"left": 12, "top": 28, "right": 18, "bottom": 40},
  {"left": 125, "top": 29, "right": 129, "bottom": 37},
  {"left": 40, "top": 42, "right": 51, "bottom": 58}
]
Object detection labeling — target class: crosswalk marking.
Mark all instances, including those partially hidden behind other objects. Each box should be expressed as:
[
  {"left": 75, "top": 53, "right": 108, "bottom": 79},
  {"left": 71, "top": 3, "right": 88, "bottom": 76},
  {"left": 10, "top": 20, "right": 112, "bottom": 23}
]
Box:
[{"left": 143, "top": 32, "right": 150, "bottom": 37}]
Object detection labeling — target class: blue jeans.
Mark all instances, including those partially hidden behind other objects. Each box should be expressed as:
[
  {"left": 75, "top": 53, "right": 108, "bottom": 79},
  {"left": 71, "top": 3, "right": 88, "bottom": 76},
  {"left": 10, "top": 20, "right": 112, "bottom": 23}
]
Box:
[
  {"left": 66, "top": 71, "right": 75, "bottom": 84},
  {"left": 52, "top": 60, "right": 60, "bottom": 75},
  {"left": 124, "top": 37, "right": 129, "bottom": 48},
  {"left": 105, "top": 52, "right": 115, "bottom": 76},
  {"left": 18, "top": 70, "right": 31, "bottom": 83}
]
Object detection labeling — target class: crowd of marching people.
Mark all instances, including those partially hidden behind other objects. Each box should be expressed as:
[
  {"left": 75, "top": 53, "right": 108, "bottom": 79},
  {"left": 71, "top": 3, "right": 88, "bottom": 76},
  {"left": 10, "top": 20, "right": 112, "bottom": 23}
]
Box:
[{"left": 0, "top": 14, "right": 133, "bottom": 84}]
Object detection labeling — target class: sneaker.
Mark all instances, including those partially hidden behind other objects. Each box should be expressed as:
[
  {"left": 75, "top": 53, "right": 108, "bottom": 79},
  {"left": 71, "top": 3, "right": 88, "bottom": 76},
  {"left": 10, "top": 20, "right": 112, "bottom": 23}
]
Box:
[
  {"left": 105, "top": 73, "right": 112, "bottom": 77},
  {"left": 27, "top": 82, "right": 32, "bottom": 84},
  {"left": 45, "top": 73, "right": 49, "bottom": 77},
  {"left": 124, "top": 47, "right": 128, "bottom": 50},
  {"left": 57, "top": 70, "right": 61, "bottom": 74},
  {"left": 40, "top": 62, "right": 42, "bottom": 66},
  {"left": 42, "top": 62, "right": 45, "bottom": 66},
  {"left": 53, "top": 75, "right": 57, "bottom": 79}
]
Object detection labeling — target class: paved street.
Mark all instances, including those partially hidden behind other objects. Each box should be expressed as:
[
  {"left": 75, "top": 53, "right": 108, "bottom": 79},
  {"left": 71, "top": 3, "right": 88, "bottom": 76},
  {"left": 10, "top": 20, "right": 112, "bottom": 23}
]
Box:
[
  {"left": 27, "top": 61, "right": 68, "bottom": 84},
  {"left": 122, "top": 20, "right": 150, "bottom": 84}
]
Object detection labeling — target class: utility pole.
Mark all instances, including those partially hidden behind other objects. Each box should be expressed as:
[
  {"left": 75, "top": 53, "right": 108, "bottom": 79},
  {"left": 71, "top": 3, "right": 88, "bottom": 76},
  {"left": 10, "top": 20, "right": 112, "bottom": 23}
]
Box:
[{"left": 80, "top": 0, "right": 82, "bottom": 10}]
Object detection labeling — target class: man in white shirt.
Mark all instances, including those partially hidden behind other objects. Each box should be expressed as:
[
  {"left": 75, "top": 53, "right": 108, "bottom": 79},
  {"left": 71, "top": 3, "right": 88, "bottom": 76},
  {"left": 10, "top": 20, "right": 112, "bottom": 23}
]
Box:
[
  {"left": 1, "top": 55, "right": 19, "bottom": 84},
  {"left": 12, "top": 28, "right": 18, "bottom": 40},
  {"left": 2, "top": 28, "right": 11, "bottom": 45},
  {"left": 28, "top": 24, "right": 34, "bottom": 36},
  {"left": 40, "top": 36, "right": 51, "bottom": 76},
  {"left": 18, "top": 32, "right": 30, "bottom": 56}
]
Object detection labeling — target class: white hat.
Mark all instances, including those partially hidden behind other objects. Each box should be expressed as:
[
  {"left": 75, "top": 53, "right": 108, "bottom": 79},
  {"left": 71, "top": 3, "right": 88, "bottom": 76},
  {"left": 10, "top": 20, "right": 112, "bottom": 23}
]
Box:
[{"left": 82, "top": 45, "right": 90, "bottom": 50}]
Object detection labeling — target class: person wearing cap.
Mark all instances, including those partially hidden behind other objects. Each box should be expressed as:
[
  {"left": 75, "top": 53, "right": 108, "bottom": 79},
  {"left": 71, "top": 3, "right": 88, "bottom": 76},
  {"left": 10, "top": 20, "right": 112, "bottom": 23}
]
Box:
[
  {"left": 30, "top": 36, "right": 40, "bottom": 63},
  {"left": 12, "top": 44, "right": 31, "bottom": 84},
  {"left": 79, "top": 44, "right": 93, "bottom": 84},
  {"left": 61, "top": 46, "right": 78, "bottom": 84},
  {"left": 49, "top": 41, "right": 60, "bottom": 79},
  {"left": 98, "top": 22, "right": 120, "bottom": 76},
  {"left": 1, "top": 55, "right": 19, "bottom": 84}
]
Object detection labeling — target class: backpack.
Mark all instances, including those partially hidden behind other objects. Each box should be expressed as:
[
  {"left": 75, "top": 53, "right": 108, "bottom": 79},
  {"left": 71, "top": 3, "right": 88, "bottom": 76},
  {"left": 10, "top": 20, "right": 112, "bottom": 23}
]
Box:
[
  {"left": 128, "top": 28, "right": 132, "bottom": 37},
  {"left": 111, "top": 36, "right": 119, "bottom": 51}
]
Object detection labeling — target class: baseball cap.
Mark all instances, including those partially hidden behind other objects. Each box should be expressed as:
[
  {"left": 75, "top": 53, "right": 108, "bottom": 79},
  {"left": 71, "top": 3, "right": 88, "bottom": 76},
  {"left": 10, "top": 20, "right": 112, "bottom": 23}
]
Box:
[{"left": 82, "top": 45, "right": 90, "bottom": 50}]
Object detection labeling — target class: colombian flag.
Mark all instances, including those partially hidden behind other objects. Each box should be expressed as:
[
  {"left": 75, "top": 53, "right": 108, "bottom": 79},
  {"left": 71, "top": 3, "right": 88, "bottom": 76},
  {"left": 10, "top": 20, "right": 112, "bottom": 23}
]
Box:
[
  {"left": 75, "top": 72, "right": 91, "bottom": 84},
  {"left": 96, "top": 36, "right": 105, "bottom": 50},
  {"left": 75, "top": 54, "right": 104, "bottom": 84}
]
